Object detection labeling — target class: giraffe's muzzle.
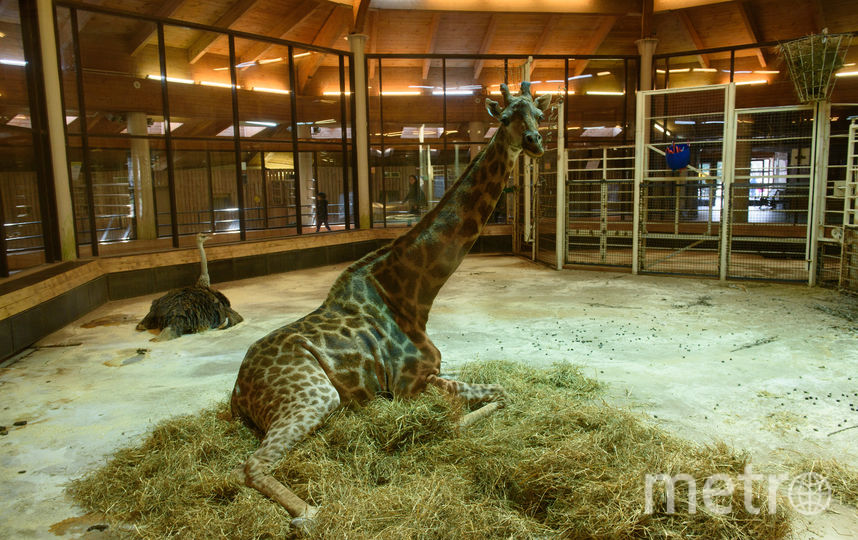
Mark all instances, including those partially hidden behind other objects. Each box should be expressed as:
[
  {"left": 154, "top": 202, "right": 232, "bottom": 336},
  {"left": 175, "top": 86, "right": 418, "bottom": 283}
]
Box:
[{"left": 522, "top": 130, "right": 544, "bottom": 157}]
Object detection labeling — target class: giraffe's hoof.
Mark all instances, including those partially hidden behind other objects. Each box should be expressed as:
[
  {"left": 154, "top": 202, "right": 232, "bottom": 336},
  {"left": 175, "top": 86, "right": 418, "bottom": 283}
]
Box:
[{"left": 291, "top": 506, "right": 319, "bottom": 533}]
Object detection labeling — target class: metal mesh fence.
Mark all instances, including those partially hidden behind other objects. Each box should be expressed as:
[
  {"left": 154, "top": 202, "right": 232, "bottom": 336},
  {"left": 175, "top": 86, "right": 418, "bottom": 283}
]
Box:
[{"left": 535, "top": 149, "right": 558, "bottom": 266}]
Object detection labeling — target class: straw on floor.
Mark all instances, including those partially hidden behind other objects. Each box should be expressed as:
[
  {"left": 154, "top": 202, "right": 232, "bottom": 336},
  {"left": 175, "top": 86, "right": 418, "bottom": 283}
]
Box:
[{"left": 69, "top": 360, "right": 792, "bottom": 539}]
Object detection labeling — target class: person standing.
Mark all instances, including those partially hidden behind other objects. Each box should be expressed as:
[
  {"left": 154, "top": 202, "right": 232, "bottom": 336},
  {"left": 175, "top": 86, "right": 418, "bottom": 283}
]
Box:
[{"left": 315, "top": 192, "right": 331, "bottom": 232}]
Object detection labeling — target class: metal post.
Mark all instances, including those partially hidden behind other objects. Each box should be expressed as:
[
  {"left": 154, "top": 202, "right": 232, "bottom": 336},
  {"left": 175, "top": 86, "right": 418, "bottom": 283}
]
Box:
[
  {"left": 632, "top": 89, "right": 647, "bottom": 274},
  {"left": 157, "top": 22, "right": 179, "bottom": 248},
  {"left": 69, "top": 7, "right": 98, "bottom": 254},
  {"left": 260, "top": 150, "right": 269, "bottom": 229},
  {"left": 808, "top": 100, "right": 831, "bottom": 286},
  {"left": 287, "top": 45, "right": 303, "bottom": 235},
  {"left": 338, "top": 55, "right": 349, "bottom": 228},
  {"left": 555, "top": 99, "right": 566, "bottom": 270},
  {"left": 228, "top": 34, "right": 247, "bottom": 240},
  {"left": 379, "top": 58, "right": 385, "bottom": 227},
  {"left": 719, "top": 83, "right": 737, "bottom": 281},
  {"left": 0, "top": 186, "right": 7, "bottom": 277},
  {"left": 206, "top": 150, "right": 216, "bottom": 232}
]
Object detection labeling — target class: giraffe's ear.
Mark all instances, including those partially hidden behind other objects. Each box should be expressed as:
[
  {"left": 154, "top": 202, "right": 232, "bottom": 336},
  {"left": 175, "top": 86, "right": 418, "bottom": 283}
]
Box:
[
  {"left": 534, "top": 93, "right": 552, "bottom": 114},
  {"left": 485, "top": 98, "right": 503, "bottom": 120}
]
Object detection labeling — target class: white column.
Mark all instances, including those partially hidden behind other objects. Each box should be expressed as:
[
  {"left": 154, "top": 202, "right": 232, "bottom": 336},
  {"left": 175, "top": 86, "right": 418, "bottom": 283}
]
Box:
[
  {"left": 37, "top": 0, "right": 76, "bottom": 260},
  {"left": 127, "top": 113, "right": 157, "bottom": 239},
  {"left": 347, "top": 33, "right": 371, "bottom": 228},
  {"left": 636, "top": 38, "right": 659, "bottom": 92},
  {"left": 808, "top": 100, "right": 832, "bottom": 286}
]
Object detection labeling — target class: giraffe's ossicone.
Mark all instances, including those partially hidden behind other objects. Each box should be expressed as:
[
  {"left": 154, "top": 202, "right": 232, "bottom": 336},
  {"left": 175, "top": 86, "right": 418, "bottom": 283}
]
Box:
[{"left": 230, "top": 83, "right": 552, "bottom": 526}]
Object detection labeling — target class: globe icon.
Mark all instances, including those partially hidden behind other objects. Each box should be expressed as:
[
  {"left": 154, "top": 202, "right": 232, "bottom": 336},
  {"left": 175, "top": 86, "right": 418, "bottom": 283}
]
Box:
[{"left": 788, "top": 472, "right": 832, "bottom": 516}]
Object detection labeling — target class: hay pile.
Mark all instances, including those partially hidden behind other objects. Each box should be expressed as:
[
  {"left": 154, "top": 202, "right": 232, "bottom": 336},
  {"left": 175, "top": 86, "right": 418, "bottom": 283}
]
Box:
[{"left": 69, "top": 361, "right": 791, "bottom": 539}]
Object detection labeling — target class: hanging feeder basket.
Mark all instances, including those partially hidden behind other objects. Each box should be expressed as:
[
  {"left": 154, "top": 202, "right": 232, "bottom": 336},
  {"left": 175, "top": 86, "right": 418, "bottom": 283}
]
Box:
[
  {"left": 779, "top": 31, "right": 851, "bottom": 103},
  {"left": 665, "top": 143, "right": 690, "bottom": 170}
]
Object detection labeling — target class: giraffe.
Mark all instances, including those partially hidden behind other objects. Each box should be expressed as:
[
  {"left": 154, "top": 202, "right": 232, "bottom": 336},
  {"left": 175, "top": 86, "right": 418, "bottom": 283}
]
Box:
[
  {"left": 230, "top": 83, "right": 551, "bottom": 527},
  {"left": 136, "top": 232, "right": 243, "bottom": 341}
]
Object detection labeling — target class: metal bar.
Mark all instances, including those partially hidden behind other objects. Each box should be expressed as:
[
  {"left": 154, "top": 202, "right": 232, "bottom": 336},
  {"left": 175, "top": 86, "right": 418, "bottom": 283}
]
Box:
[
  {"left": 228, "top": 34, "right": 247, "bottom": 240},
  {"left": 55, "top": 0, "right": 357, "bottom": 57},
  {"left": 442, "top": 57, "right": 448, "bottom": 192},
  {"left": 719, "top": 83, "right": 737, "bottom": 280},
  {"left": 556, "top": 99, "right": 565, "bottom": 270},
  {"left": 0, "top": 180, "right": 7, "bottom": 277},
  {"left": 347, "top": 54, "right": 358, "bottom": 230},
  {"left": 287, "top": 45, "right": 303, "bottom": 235},
  {"left": 338, "top": 54, "right": 349, "bottom": 228},
  {"left": 157, "top": 21, "right": 179, "bottom": 247},
  {"left": 379, "top": 57, "right": 386, "bottom": 227},
  {"left": 260, "top": 150, "right": 269, "bottom": 229},
  {"left": 632, "top": 90, "right": 647, "bottom": 274},
  {"left": 206, "top": 149, "right": 216, "bottom": 232}
]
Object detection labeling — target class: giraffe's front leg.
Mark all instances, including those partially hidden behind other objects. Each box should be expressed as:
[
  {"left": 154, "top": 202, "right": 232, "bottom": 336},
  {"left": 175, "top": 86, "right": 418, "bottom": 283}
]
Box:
[{"left": 426, "top": 374, "right": 507, "bottom": 407}]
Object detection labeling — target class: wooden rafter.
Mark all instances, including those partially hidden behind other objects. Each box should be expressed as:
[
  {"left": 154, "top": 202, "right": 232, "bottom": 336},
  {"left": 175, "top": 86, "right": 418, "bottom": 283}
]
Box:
[
  {"left": 677, "top": 10, "right": 709, "bottom": 68},
  {"left": 422, "top": 13, "right": 441, "bottom": 80},
  {"left": 734, "top": 1, "right": 766, "bottom": 68},
  {"left": 128, "top": 0, "right": 187, "bottom": 57},
  {"left": 571, "top": 15, "right": 617, "bottom": 77},
  {"left": 352, "top": 0, "right": 371, "bottom": 33},
  {"left": 239, "top": 0, "right": 319, "bottom": 64},
  {"left": 528, "top": 15, "right": 560, "bottom": 76},
  {"left": 297, "top": 7, "right": 350, "bottom": 92},
  {"left": 187, "top": 0, "right": 259, "bottom": 64},
  {"left": 472, "top": 14, "right": 498, "bottom": 80}
]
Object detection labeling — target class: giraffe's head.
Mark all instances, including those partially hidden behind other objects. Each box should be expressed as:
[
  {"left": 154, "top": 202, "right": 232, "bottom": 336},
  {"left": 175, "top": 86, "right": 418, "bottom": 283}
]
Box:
[{"left": 485, "top": 82, "right": 552, "bottom": 158}]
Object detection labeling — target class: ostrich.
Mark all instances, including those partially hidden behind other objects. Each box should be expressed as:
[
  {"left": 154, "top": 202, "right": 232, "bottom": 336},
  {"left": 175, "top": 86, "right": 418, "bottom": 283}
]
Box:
[{"left": 136, "top": 233, "right": 243, "bottom": 341}]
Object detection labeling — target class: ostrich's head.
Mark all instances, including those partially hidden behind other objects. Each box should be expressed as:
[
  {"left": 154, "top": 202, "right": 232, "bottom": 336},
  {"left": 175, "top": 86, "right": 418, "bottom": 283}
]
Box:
[{"left": 484, "top": 82, "right": 552, "bottom": 158}]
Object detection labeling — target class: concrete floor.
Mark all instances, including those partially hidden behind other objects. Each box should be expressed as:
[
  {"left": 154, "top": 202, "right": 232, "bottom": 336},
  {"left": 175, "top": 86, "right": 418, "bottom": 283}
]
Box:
[{"left": 1, "top": 254, "right": 857, "bottom": 538}]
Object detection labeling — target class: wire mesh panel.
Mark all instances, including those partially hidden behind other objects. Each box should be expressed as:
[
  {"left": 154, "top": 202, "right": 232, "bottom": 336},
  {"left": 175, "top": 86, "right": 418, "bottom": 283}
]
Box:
[
  {"left": 839, "top": 119, "right": 858, "bottom": 291},
  {"left": 534, "top": 149, "right": 558, "bottom": 266},
  {"left": 566, "top": 146, "right": 635, "bottom": 267},
  {"left": 639, "top": 86, "right": 727, "bottom": 276},
  {"left": 727, "top": 107, "right": 814, "bottom": 281}
]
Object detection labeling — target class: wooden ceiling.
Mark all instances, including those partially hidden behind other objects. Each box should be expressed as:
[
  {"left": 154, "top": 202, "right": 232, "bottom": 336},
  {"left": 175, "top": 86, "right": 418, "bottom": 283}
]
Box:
[{"left": 69, "top": 0, "right": 857, "bottom": 64}]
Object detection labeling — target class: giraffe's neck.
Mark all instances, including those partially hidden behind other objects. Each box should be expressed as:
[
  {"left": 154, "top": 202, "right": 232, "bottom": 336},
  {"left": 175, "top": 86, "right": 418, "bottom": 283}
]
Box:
[{"left": 369, "top": 127, "right": 521, "bottom": 325}]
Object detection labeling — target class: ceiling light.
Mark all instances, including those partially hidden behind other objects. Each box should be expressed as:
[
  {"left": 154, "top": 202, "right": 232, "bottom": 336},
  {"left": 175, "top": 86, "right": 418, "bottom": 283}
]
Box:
[
  {"left": 734, "top": 70, "right": 752, "bottom": 74},
  {"left": 586, "top": 90, "right": 625, "bottom": 95},
  {"left": 597, "top": 71, "right": 611, "bottom": 76},
  {"left": 835, "top": 70, "right": 858, "bottom": 78},
  {"left": 735, "top": 79, "right": 767, "bottom": 85},
  {"left": 568, "top": 74, "right": 592, "bottom": 80},
  {"left": 693, "top": 68, "right": 717, "bottom": 72},
  {"left": 200, "top": 80, "right": 238, "bottom": 88},
  {"left": 258, "top": 57, "right": 284, "bottom": 64},
  {"left": 315, "top": 119, "right": 337, "bottom": 124},
  {"left": 147, "top": 74, "right": 193, "bottom": 84},
  {"left": 381, "top": 91, "right": 420, "bottom": 96},
  {"left": 669, "top": 68, "right": 690, "bottom": 73},
  {"left": 323, "top": 91, "right": 352, "bottom": 96},
  {"left": 409, "top": 85, "right": 434, "bottom": 89},
  {"left": 675, "top": 120, "right": 696, "bottom": 125},
  {"left": 0, "top": 58, "right": 26, "bottom": 66},
  {"left": 252, "top": 87, "right": 290, "bottom": 94},
  {"left": 656, "top": 69, "right": 666, "bottom": 74},
  {"left": 432, "top": 89, "right": 472, "bottom": 95},
  {"left": 246, "top": 121, "right": 277, "bottom": 127},
  {"left": 754, "top": 70, "right": 780, "bottom": 74},
  {"left": 292, "top": 52, "right": 311, "bottom": 59},
  {"left": 534, "top": 90, "right": 575, "bottom": 95}
]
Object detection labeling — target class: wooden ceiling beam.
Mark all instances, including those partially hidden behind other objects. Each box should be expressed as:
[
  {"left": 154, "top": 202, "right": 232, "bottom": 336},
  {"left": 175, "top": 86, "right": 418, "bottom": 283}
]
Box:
[
  {"left": 128, "top": 0, "right": 187, "bottom": 57},
  {"left": 528, "top": 15, "right": 560, "bottom": 76},
  {"left": 677, "top": 10, "right": 709, "bottom": 68},
  {"left": 472, "top": 14, "right": 498, "bottom": 80},
  {"left": 239, "top": 0, "right": 319, "bottom": 64},
  {"left": 187, "top": 0, "right": 260, "bottom": 64},
  {"left": 422, "top": 13, "right": 441, "bottom": 80},
  {"left": 734, "top": 0, "right": 766, "bottom": 68},
  {"left": 571, "top": 15, "right": 617, "bottom": 76},
  {"left": 297, "top": 7, "right": 351, "bottom": 92},
  {"left": 351, "top": 0, "right": 371, "bottom": 33}
]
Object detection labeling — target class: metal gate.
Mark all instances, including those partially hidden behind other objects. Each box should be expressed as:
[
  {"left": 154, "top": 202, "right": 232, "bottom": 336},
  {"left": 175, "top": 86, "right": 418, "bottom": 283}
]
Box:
[
  {"left": 634, "top": 84, "right": 732, "bottom": 277},
  {"left": 534, "top": 149, "right": 559, "bottom": 266},
  {"left": 566, "top": 146, "right": 635, "bottom": 267},
  {"left": 727, "top": 106, "right": 815, "bottom": 281}
]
